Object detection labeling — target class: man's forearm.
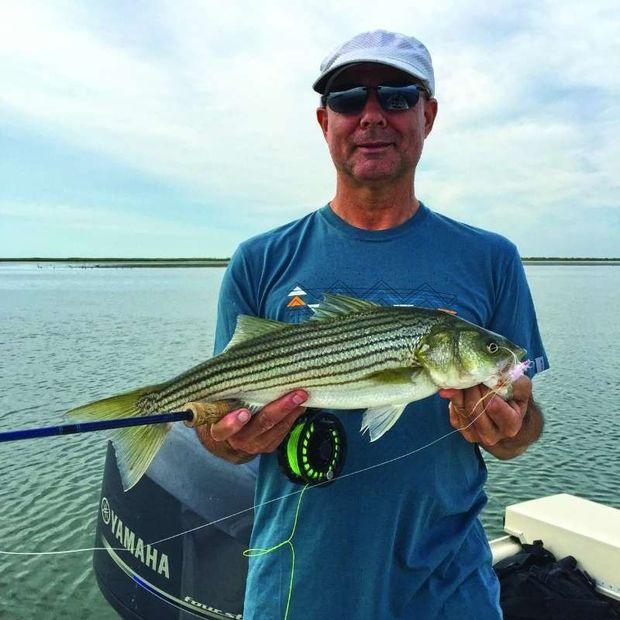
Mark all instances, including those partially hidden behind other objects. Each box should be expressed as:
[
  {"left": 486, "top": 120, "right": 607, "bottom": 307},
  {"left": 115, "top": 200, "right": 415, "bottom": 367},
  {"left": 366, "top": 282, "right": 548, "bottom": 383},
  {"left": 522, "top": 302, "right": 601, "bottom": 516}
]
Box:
[
  {"left": 483, "top": 399, "right": 544, "bottom": 460},
  {"left": 195, "top": 424, "right": 256, "bottom": 464}
]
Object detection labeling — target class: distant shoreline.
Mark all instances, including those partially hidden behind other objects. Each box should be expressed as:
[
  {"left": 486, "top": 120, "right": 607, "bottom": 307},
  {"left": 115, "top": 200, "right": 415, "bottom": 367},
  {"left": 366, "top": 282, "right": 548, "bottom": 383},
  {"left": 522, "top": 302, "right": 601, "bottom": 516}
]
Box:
[
  {"left": 521, "top": 257, "right": 620, "bottom": 265},
  {"left": 523, "top": 259, "right": 620, "bottom": 265},
  {"left": 1, "top": 257, "right": 619, "bottom": 268},
  {"left": 0, "top": 258, "right": 230, "bottom": 268}
]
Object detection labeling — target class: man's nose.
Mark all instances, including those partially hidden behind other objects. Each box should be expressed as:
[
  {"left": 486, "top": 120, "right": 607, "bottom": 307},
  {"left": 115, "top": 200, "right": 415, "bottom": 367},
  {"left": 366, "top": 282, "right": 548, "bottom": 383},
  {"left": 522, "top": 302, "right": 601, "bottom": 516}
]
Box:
[{"left": 359, "top": 90, "right": 387, "bottom": 128}]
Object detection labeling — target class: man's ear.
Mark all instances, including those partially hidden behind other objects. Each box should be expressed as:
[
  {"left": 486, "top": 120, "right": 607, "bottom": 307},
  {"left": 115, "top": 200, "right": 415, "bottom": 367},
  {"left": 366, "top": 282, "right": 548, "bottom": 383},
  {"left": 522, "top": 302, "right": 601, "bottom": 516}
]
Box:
[
  {"left": 316, "top": 107, "right": 328, "bottom": 138},
  {"left": 423, "top": 98, "right": 438, "bottom": 138}
]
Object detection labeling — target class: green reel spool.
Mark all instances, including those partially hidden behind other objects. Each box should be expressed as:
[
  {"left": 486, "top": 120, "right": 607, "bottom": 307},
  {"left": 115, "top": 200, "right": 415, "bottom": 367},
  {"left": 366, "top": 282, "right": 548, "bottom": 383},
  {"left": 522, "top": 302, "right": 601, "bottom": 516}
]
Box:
[{"left": 278, "top": 412, "right": 346, "bottom": 485}]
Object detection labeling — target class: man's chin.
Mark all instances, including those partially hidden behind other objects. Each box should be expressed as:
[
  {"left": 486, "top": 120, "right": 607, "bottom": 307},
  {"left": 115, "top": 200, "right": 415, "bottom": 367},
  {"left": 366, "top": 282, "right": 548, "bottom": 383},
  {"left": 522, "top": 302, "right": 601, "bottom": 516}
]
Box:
[
  {"left": 349, "top": 167, "right": 400, "bottom": 184},
  {"left": 345, "top": 155, "right": 406, "bottom": 181}
]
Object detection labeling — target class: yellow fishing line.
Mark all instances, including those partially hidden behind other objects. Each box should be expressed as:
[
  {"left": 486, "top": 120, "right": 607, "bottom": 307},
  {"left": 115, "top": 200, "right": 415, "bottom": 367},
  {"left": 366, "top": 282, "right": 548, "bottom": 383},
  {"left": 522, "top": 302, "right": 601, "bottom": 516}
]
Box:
[{"left": 243, "top": 483, "right": 309, "bottom": 620}]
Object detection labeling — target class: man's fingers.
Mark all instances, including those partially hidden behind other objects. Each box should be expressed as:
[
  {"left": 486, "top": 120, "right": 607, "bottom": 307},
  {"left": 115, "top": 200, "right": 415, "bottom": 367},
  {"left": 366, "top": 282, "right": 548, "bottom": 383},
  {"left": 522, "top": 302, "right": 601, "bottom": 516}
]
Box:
[
  {"left": 448, "top": 386, "right": 502, "bottom": 445},
  {"left": 234, "top": 390, "right": 308, "bottom": 443},
  {"left": 472, "top": 411, "right": 501, "bottom": 445},
  {"left": 463, "top": 387, "right": 502, "bottom": 444},
  {"left": 445, "top": 388, "right": 477, "bottom": 441},
  {"left": 258, "top": 408, "right": 307, "bottom": 453},
  {"left": 461, "top": 384, "right": 488, "bottom": 416},
  {"left": 438, "top": 388, "right": 459, "bottom": 399},
  {"left": 447, "top": 382, "right": 530, "bottom": 447},
  {"left": 209, "top": 388, "right": 309, "bottom": 458},
  {"left": 229, "top": 407, "right": 306, "bottom": 454},
  {"left": 484, "top": 398, "right": 524, "bottom": 439},
  {"left": 449, "top": 403, "right": 476, "bottom": 442},
  {"left": 509, "top": 376, "right": 532, "bottom": 404},
  {"left": 446, "top": 389, "right": 466, "bottom": 413},
  {"left": 210, "top": 408, "right": 252, "bottom": 442}
]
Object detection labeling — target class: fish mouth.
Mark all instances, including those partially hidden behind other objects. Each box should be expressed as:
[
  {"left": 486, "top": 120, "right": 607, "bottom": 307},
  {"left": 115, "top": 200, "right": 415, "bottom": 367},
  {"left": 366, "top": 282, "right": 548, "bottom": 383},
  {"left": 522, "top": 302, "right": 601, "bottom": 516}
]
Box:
[
  {"left": 492, "top": 349, "right": 524, "bottom": 380},
  {"left": 500, "top": 347, "right": 526, "bottom": 372},
  {"left": 499, "top": 358, "right": 514, "bottom": 375},
  {"left": 497, "top": 352, "right": 531, "bottom": 385}
]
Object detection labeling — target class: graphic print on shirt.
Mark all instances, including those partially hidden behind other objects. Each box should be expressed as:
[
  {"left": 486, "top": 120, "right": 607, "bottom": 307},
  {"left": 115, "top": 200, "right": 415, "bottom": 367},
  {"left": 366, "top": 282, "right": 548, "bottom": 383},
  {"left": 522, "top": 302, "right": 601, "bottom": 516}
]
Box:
[
  {"left": 283, "top": 280, "right": 458, "bottom": 323},
  {"left": 286, "top": 286, "right": 308, "bottom": 310}
]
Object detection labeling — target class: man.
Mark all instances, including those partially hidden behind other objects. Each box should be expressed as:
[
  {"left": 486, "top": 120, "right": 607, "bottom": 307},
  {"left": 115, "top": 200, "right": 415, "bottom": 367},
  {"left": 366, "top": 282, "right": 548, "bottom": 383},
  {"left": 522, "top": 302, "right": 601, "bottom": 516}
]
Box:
[{"left": 196, "top": 30, "right": 548, "bottom": 619}]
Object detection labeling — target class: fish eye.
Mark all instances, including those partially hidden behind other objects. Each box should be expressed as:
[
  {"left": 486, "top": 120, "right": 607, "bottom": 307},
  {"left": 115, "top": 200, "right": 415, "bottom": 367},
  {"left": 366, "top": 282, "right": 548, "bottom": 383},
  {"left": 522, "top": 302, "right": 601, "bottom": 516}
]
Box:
[{"left": 486, "top": 341, "right": 499, "bottom": 354}]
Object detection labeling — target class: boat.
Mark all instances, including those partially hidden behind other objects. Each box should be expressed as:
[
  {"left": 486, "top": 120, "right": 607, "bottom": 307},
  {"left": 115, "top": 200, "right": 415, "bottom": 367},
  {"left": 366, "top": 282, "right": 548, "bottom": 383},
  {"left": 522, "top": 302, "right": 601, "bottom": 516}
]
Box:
[{"left": 93, "top": 423, "right": 620, "bottom": 618}]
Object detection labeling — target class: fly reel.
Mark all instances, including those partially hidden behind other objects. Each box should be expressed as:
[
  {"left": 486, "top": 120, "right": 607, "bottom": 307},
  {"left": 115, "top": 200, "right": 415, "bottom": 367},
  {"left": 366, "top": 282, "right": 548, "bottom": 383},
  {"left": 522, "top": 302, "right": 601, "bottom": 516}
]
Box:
[{"left": 277, "top": 412, "right": 346, "bottom": 485}]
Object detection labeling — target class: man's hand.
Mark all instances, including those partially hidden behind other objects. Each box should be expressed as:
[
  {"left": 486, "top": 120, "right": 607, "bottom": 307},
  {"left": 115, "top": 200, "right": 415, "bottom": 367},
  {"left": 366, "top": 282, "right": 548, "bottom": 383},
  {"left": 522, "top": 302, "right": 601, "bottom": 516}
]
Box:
[
  {"left": 195, "top": 390, "right": 308, "bottom": 464},
  {"left": 439, "top": 376, "right": 543, "bottom": 460}
]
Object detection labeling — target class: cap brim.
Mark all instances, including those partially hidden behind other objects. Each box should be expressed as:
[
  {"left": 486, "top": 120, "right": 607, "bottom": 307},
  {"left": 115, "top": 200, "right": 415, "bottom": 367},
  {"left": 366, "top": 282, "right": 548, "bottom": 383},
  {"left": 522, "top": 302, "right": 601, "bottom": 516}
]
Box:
[{"left": 313, "top": 56, "right": 432, "bottom": 95}]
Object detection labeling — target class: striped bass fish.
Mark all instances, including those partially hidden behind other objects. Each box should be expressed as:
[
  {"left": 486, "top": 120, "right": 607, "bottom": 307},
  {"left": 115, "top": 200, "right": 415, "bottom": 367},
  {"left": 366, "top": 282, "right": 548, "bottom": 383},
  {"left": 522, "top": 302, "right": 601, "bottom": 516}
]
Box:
[{"left": 68, "top": 294, "right": 527, "bottom": 491}]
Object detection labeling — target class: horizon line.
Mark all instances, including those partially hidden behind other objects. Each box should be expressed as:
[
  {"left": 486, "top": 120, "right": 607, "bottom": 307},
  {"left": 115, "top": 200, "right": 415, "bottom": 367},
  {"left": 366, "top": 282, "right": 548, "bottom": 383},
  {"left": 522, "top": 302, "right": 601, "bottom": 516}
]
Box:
[{"left": 1, "top": 256, "right": 620, "bottom": 262}]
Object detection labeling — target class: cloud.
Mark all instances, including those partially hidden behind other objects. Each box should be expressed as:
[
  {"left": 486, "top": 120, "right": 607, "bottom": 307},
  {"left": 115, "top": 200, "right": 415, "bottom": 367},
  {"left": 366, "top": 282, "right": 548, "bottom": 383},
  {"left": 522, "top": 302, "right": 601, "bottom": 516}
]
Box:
[
  {"left": 0, "top": 0, "right": 618, "bottom": 256},
  {"left": 2, "top": 201, "right": 188, "bottom": 234}
]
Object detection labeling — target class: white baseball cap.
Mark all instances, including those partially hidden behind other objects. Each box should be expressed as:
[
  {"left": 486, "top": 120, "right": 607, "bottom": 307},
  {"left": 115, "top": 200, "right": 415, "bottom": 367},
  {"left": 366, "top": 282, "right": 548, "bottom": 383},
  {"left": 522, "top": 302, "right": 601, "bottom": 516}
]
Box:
[{"left": 313, "top": 30, "right": 435, "bottom": 97}]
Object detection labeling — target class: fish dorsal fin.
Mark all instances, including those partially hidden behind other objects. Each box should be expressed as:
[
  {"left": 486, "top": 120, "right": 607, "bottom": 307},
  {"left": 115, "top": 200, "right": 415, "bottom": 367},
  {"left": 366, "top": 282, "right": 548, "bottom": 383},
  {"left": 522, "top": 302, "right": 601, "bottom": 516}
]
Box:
[
  {"left": 311, "top": 293, "right": 381, "bottom": 321},
  {"left": 224, "top": 315, "right": 290, "bottom": 351}
]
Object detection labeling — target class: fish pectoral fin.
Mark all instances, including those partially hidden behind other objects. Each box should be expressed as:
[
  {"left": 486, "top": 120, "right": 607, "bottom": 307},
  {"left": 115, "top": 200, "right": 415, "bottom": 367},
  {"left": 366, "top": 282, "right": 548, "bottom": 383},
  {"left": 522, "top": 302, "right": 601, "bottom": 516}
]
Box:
[
  {"left": 310, "top": 293, "right": 381, "bottom": 321},
  {"left": 361, "top": 404, "right": 408, "bottom": 442},
  {"left": 366, "top": 367, "right": 423, "bottom": 385},
  {"left": 224, "top": 315, "right": 290, "bottom": 351}
]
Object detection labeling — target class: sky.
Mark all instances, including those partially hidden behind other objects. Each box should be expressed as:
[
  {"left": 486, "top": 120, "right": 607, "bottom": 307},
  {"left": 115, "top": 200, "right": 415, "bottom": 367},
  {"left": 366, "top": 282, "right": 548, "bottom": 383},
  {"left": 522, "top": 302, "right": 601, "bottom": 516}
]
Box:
[{"left": 1, "top": 0, "right": 618, "bottom": 258}]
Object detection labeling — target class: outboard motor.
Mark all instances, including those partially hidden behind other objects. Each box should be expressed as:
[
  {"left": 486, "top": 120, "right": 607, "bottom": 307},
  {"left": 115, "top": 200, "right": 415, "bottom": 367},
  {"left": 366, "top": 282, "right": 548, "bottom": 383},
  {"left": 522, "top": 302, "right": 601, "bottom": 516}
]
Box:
[{"left": 93, "top": 424, "right": 256, "bottom": 619}]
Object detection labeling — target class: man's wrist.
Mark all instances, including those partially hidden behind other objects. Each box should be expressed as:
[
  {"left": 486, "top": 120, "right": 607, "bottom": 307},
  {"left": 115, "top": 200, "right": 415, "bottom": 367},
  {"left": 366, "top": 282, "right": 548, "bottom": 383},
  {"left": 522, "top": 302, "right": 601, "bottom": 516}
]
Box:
[
  {"left": 219, "top": 440, "right": 256, "bottom": 464},
  {"left": 482, "top": 438, "right": 529, "bottom": 460}
]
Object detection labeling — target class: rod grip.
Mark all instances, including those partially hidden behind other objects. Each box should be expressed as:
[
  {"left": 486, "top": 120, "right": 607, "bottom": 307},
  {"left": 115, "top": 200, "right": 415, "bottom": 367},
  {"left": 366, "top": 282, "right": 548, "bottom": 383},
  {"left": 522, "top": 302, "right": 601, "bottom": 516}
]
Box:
[{"left": 182, "top": 400, "right": 237, "bottom": 428}]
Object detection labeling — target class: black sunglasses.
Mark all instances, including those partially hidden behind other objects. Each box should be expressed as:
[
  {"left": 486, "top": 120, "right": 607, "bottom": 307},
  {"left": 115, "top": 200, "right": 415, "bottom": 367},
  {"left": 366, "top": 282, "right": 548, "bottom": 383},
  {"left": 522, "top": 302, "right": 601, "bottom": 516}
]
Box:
[{"left": 322, "top": 84, "right": 427, "bottom": 115}]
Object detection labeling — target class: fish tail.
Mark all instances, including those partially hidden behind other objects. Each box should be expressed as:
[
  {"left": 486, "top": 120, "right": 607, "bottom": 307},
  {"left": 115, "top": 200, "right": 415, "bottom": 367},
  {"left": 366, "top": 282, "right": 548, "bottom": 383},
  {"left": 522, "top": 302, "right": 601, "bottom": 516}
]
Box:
[{"left": 67, "top": 383, "right": 169, "bottom": 492}]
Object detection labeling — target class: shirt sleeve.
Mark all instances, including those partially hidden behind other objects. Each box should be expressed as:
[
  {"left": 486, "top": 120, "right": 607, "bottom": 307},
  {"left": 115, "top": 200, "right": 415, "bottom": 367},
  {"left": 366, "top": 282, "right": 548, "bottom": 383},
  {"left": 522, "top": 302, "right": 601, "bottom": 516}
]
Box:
[
  {"left": 213, "top": 245, "right": 258, "bottom": 356},
  {"left": 487, "top": 244, "right": 550, "bottom": 379}
]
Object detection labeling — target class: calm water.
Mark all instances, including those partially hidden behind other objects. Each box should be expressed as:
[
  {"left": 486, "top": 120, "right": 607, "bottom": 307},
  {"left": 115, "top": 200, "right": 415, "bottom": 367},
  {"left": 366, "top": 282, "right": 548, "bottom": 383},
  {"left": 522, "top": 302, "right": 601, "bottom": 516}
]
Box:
[{"left": 0, "top": 264, "right": 619, "bottom": 618}]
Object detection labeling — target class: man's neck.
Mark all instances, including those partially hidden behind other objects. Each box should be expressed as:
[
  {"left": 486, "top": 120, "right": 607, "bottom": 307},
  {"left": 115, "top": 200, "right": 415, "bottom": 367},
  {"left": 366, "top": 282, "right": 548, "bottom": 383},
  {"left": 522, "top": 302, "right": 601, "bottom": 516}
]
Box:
[{"left": 329, "top": 178, "right": 420, "bottom": 230}]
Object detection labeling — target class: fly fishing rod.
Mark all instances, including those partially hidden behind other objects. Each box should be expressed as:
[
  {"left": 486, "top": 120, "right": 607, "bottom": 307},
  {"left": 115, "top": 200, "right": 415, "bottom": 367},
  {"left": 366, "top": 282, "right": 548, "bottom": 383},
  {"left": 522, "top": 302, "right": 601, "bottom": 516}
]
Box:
[
  {"left": 0, "top": 401, "right": 228, "bottom": 443},
  {"left": 0, "top": 403, "right": 348, "bottom": 486},
  {"left": 0, "top": 411, "right": 193, "bottom": 443}
]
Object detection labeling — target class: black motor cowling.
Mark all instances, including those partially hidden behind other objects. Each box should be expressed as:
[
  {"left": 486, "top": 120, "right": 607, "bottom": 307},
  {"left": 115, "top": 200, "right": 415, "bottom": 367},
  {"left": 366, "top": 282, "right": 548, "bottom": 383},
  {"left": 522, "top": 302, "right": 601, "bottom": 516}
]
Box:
[{"left": 93, "top": 424, "right": 256, "bottom": 619}]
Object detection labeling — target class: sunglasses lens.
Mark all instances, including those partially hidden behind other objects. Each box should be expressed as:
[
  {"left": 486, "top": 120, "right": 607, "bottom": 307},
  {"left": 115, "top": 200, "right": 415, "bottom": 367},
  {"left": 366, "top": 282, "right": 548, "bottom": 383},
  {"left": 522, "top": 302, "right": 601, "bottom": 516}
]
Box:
[
  {"left": 326, "top": 87, "right": 368, "bottom": 114},
  {"left": 377, "top": 85, "right": 421, "bottom": 111},
  {"left": 325, "top": 85, "right": 423, "bottom": 114}
]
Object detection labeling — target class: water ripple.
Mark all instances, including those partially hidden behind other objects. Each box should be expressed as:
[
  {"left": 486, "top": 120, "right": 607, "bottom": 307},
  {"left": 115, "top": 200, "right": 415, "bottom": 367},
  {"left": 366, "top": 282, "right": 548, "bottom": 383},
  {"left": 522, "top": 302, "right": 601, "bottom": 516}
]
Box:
[{"left": 2, "top": 265, "right": 620, "bottom": 617}]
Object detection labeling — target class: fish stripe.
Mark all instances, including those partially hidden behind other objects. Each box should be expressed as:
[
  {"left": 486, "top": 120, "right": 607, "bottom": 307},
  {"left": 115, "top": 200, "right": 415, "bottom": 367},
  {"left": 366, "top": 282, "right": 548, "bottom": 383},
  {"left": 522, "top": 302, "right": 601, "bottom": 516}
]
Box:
[
  {"left": 207, "top": 328, "right": 409, "bottom": 383},
  {"left": 150, "top": 308, "right": 449, "bottom": 410},
  {"left": 154, "top": 316, "right": 418, "bottom": 402},
  {"left": 154, "top": 342, "right": 410, "bottom": 408},
  {"left": 156, "top": 346, "right": 399, "bottom": 409},
  {"left": 156, "top": 313, "right": 434, "bottom": 401},
  {"left": 172, "top": 312, "right": 407, "bottom": 384},
  {"left": 155, "top": 329, "right": 411, "bottom": 407}
]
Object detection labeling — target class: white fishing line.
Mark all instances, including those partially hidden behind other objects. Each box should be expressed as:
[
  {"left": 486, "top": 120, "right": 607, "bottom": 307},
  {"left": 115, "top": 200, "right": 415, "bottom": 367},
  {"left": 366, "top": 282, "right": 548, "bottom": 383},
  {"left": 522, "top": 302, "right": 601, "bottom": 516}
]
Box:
[
  {"left": 0, "top": 398, "right": 496, "bottom": 557},
  {"left": 0, "top": 546, "right": 119, "bottom": 556}
]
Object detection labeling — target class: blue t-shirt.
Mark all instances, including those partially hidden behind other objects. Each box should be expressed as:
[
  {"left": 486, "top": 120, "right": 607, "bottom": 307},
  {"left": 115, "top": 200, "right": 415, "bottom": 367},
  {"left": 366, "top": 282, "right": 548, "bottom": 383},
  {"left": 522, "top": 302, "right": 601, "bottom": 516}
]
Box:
[{"left": 214, "top": 203, "right": 549, "bottom": 620}]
